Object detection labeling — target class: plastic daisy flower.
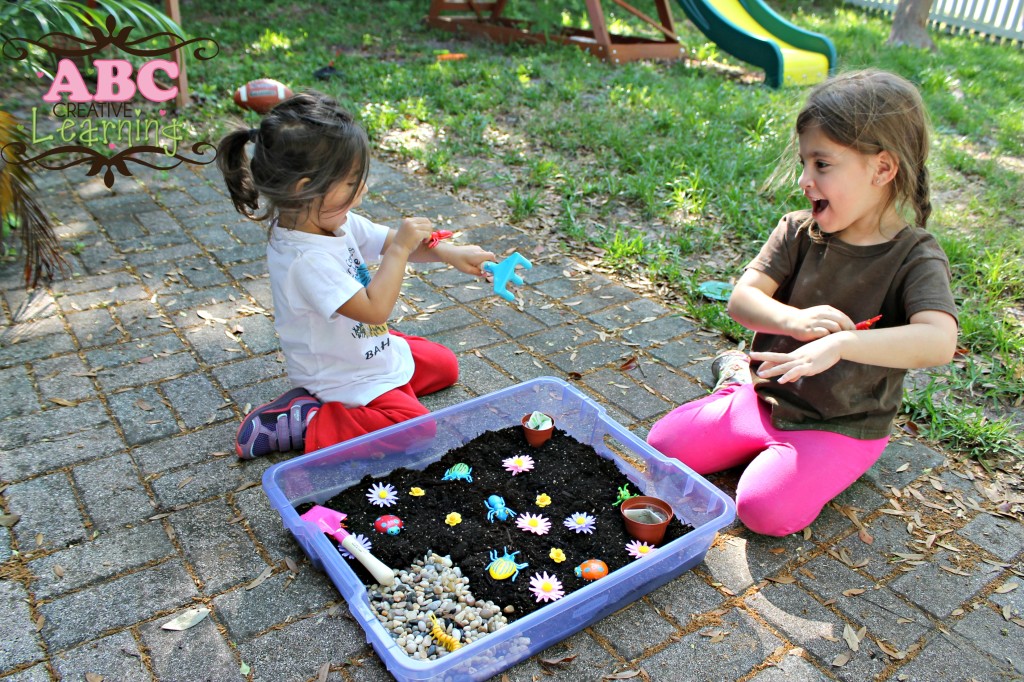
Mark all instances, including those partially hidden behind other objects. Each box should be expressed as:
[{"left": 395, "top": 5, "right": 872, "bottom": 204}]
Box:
[
  {"left": 445, "top": 512, "right": 462, "bottom": 527},
  {"left": 528, "top": 572, "right": 565, "bottom": 603},
  {"left": 535, "top": 493, "right": 552, "bottom": 507},
  {"left": 516, "top": 513, "right": 551, "bottom": 535},
  {"left": 502, "top": 455, "right": 535, "bottom": 475},
  {"left": 549, "top": 548, "right": 566, "bottom": 563},
  {"left": 338, "top": 534, "right": 372, "bottom": 560},
  {"left": 409, "top": 487, "right": 425, "bottom": 497},
  {"left": 625, "top": 540, "right": 656, "bottom": 559},
  {"left": 366, "top": 482, "right": 399, "bottom": 507},
  {"left": 563, "top": 512, "right": 597, "bottom": 535}
]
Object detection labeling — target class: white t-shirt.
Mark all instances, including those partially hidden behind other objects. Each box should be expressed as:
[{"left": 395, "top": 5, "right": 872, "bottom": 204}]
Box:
[{"left": 266, "top": 213, "right": 413, "bottom": 407}]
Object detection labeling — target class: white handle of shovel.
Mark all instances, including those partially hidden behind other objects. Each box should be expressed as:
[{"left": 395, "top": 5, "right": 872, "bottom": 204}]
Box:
[{"left": 341, "top": 535, "right": 395, "bottom": 587}]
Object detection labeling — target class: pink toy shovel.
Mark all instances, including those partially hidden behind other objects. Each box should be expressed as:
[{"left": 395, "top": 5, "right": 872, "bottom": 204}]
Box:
[{"left": 300, "top": 505, "right": 396, "bottom": 586}]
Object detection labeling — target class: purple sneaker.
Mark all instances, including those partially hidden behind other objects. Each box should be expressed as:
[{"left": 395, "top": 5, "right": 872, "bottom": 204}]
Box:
[{"left": 236, "top": 388, "right": 321, "bottom": 460}]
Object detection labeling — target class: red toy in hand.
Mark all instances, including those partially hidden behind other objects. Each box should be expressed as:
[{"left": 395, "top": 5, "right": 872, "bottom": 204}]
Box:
[
  {"left": 425, "top": 230, "right": 454, "bottom": 248},
  {"left": 855, "top": 314, "right": 882, "bottom": 330}
]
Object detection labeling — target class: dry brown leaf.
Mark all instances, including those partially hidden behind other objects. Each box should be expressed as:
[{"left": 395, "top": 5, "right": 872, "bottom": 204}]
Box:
[
  {"left": 897, "top": 617, "right": 914, "bottom": 624},
  {"left": 35, "top": 614, "right": 45, "bottom": 632},
  {"left": 285, "top": 557, "right": 299, "bottom": 574},
  {"left": 895, "top": 462, "right": 910, "bottom": 472},
  {"left": 49, "top": 397, "right": 77, "bottom": 407},
  {"left": 245, "top": 566, "right": 274, "bottom": 590},
  {"left": 843, "top": 588, "right": 866, "bottom": 597},
  {"left": 317, "top": 661, "right": 330, "bottom": 682},
  {"left": 136, "top": 399, "right": 154, "bottom": 412},
  {"left": 540, "top": 655, "right": 576, "bottom": 666},
  {"left": 769, "top": 547, "right": 787, "bottom": 555},
  {"left": 161, "top": 607, "right": 210, "bottom": 631},
  {"left": 831, "top": 652, "right": 851, "bottom": 667},
  {"left": 53, "top": 564, "right": 65, "bottom": 578},
  {"left": 939, "top": 565, "right": 971, "bottom": 577},
  {"left": 0, "top": 514, "right": 19, "bottom": 528},
  {"left": 799, "top": 567, "right": 816, "bottom": 580},
  {"left": 877, "top": 640, "right": 906, "bottom": 659},
  {"left": 842, "top": 624, "right": 860, "bottom": 651},
  {"left": 619, "top": 356, "right": 638, "bottom": 372},
  {"left": 85, "top": 674, "right": 103, "bottom": 682},
  {"left": 602, "top": 670, "right": 640, "bottom": 679},
  {"left": 858, "top": 528, "right": 874, "bottom": 545},
  {"left": 803, "top": 526, "right": 812, "bottom": 540},
  {"left": 36, "top": 532, "right": 44, "bottom": 547},
  {"left": 766, "top": 575, "right": 796, "bottom": 584},
  {"left": 1002, "top": 605, "right": 1012, "bottom": 621},
  {"left": 995, "top": 582, "right": 1019, "bottom": 594}
]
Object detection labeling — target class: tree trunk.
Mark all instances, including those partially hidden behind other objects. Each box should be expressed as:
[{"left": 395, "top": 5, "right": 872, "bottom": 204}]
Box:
[{"left": 887, "top": 0, "right": 936, "bottom": 49}]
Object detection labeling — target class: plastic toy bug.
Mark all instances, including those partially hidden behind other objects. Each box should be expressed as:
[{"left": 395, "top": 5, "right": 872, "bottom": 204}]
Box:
[
  {"left": 486, "top": 547, "right": 529, "bottom": 581},
  {"left": 855, "top": 314, "right": 882, "bottom": 330},
  {"left": 613, "top": 484, "right": 638, "bottom": 507},
  {"left": 575, "top": 559, "right": 609, "bottom": 581},
  {"left": 442, "top": 463, "right": 473, "bottom": 483},
  {"left": 373, "top": 515, "right": 404, "bottom": 535},
  {"left": 429, "top": 613, "right": 462, "bottom": 651},
  {"left": 425, "top": 230, "right": 454, "bottom": 248},
  {"left": 484, "top": 494, "right": 517, "bottom": 522},
  {"left": 481, "top": 252, "right": 532, "bottom": 302}
]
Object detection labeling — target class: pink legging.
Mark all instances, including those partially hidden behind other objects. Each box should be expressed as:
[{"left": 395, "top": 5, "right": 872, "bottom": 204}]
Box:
[{"left": 647, "top": 384, "right": 887, "bottom": 537}]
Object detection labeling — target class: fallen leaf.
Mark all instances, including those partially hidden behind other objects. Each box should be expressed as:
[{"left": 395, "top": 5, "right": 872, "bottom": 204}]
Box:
[
  {"left": 877, "top": 640, "right": 906, "bottom": 659},
  {"left": 897, "top": 617, "right": 914, "bottom": 624},
  {"left": 619, "top": 356, "right": 638, "bottom": 371},
  {"left": 602, "top": 671, "right": 640, "bottom": 679},
  {"left": 53, "top": 564, "right": 65, "bottom": 578},
  {"left": 317, "top": 661, "right": 330, "bottom": 682},
  {"left": 540, "top": 655, "right": 576, "bottom": 666},
  {"left": 245, "top": 566, "right": 273, "bottom": 590},
  {"left": 803, "top": 527, "right": 812, "bottom": 540},
  {"left": 995, "top": 582, "right": 1019, "bottom": 593},
  {"left": 939, "top": 565, "right": 971, "bottom": 577},
  {"left": 831, "top": 652, "right": 851, "bottom": 667},
  {"left": 176, "top": 477, "right": 193, "bottom": 489},
  {"left": 0, "top": 514, "right": 20, "bottom": 527},
  {"left": 49, "top": 397, "right": 78, "bottom": 407},
  {"left": 766, "top": 575, "right": 796, "bottom": 584},
  {"left": 896, "top": 462, "right": 910, "bottom": 472},
  {"left": 35, "top": 614, "right": 45, "bottom": 631},
  {"left": 85, "top": 674, "right": 103, "bottom": 682},
  {"left": 769, "top": 547, "right": 787, "bottom": 555},
  {"left": 843, "top": 623, "right": 860, "bottom": 651},
  {"left": 135, "top": 399, "right": 154, "bottom": 412},
  {"left": 285, "top": 557, "right": 299, "bottom": 574},
  {"left": 239, "top": 661, "right": 250, "bottom": 675},
  {"left": 161, "top": 607, "right": 210, "bottom": 631},
  {"left": 843, "top": 588, "right": 866, "bottom": 597}
]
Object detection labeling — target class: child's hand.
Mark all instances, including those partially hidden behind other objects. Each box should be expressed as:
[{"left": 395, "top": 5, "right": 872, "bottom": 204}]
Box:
[
  {"left": 441, "top": 244, "right": 497, "bottom": 277},
  {"left": 393, "top": 217, "right": 436, "bottom": 254},
  {"left": 786, "top": 305, "right": 855, "bottom": 341},
  {"left": 751, "top": 334, "right": 845, "bottom": 384}
]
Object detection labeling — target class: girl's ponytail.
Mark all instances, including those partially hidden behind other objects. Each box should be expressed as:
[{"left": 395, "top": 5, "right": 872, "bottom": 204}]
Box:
[
  {"left": 216, "top": 128, "right": 264, "bottom": 221},
  {"left": 914, "top": 166, "right": 932, "bottom": 228}
]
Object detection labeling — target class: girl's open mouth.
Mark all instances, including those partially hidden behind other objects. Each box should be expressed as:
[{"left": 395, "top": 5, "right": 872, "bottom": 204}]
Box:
[{"left": 811, "top": 199, "right": 829, "bottom": 215}]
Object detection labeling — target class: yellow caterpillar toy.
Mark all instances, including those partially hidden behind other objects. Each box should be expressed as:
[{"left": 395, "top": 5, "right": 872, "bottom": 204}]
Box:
[{"left": 429, "top": 613, "right": 462, "bottom": 651}]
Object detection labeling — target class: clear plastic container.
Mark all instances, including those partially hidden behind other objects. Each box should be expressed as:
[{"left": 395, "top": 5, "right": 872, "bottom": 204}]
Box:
[{"left": 263, "top": 377, "right": 735, "bottom": 682}]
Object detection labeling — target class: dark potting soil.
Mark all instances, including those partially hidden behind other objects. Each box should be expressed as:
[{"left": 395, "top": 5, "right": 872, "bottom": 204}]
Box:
[{"left": 297, "top": 426, "right": 694, "bottom": 621}]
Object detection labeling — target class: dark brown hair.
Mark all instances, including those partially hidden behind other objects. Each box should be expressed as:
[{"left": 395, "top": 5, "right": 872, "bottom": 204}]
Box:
[
  {"left": 216, "top": 91, "right": 370, "bottom": 226},
  {"left": 770, "top": 69, "right": 932, "bottom": 230}
]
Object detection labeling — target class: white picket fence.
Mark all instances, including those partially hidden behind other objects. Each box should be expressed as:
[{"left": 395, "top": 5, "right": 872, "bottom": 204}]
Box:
[{"left": 844, "top": 0, "right": 1024, "bottom": 42}]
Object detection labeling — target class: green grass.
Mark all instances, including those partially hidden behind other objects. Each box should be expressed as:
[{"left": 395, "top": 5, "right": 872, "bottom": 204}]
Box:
[{"left": 51, "top": 0, "right": 1020, "bottom": 462}]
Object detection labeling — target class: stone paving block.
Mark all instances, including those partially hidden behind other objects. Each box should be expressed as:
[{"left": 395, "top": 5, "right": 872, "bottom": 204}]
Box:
[
  {"left": 0, "top": 664, "right": 51, "bottom": 681},
  {"left": 215, "top": 569, "right": 340, "bottom": 642},
  {"left": 162, "top": 373, "right": 231, "bottom": 430},
  {"left": 747, "top": 588, "right": 887, "bottom": 681},
  {"left": 0, "top": 525, "right": 11, "bottom": 563},
  {"left": 888, "top": 549, "right": 1000, "bottom": 618},
  {"left": 480, "top": 341, "right": 556, "bottom": 382},
  {"left": 0, "top": 425, "right": 124, "bottom": 481},
  {"left": 210, "top": 243, "right": 266, "bottom": 265},
  {"left": 72, "top": 453, "right": 155, "bottom": 531},
  {"left": 646, "top": 571, "right": 728, "bottom": 627},
  {"left": 549, "top": 341, "right": 631, "bottom": 374},
  {"left": 504, "top": 630, "right": 619, "bottom": 681},
  {"left": 587, "top": 298, "right": 670, "bottom": 330},
  {"left": 748, "top": 653, "right": 831, "bottom": 681},
  {"left": 0, "top": 365, "right": 41, "bottom": 419},
  {"left": 66, "top": 307, "right": 126, "bottom": 348},
  {"left": 136, "top": 209, "right": 182, "bottom": 234},
  {"left": 0, "top": 579, "right": 45, "bottom": 673},
  {"left": 433, "top": 323, "right": 506, "bottom": 353},
  {"left": 74, "top": 237, "right": 124, "bottom": 274},
  {"left": 235, "top": 313, "right": 279, "bottom": 355},
  {"left": 33, "top": 353, "right": 98, "bottom": 404},
  {"left": 151, "top": 457, "right": 269, "bottom": 509},
  {"left": 395, "top": 306, "right": 484, "bottom": 339},
  {"left": 892, "top": 629, "right": 1015, "bottom": 681},
  {"left": 4, "top": 289, "right": 59, "bottom": 321},
  {"left": 121, "top": 229, "right": 194, "bottom": 253},
  {"left": 125, "top": 242, "right": 204, "bottom": 268},
  {"left": 101, "top": 216, "right": 143, "bottom": 241},
  {"left": 234, "top": 486, "right": 307, "bottom": 566},
  {"left": 133, "top": 422, "right": 238, "bottom": 475},
  {"left": 85, "top": 192, "right": 161, "bottom": 220},
  {"left": 583, "top": 368, "right": 671, "bottom": 421},
  {"left": 184, "top": 323, "right": 252, "bottom": 366},
  {"left": 2, "top": 310, "right": 71, "bottom": 346},
  {"left": 38, "top": 560, "right": 198, "bottom": 651},
  {"left": 399, "top": 276, "right": 458, "bottom": 310},
  {"left": 28, "top": 522, "right": 173, "bottom": 599},
  {"left": 108, "top": 385, "right": 180, "bottom": 446},
  {"left": 159, "top": 285, "right": 247, "bottom": 315},
  {"left": 0, "top": 326, "right": 77, "bottom": 367},
  {"left": 190, "top": 225, "right": 238, "bottom": 251},
  {"left": 959, "top": 513, "right": 1024, "bottom": 562},
  {"left": 573, "top": 283, "right": 640, "bottom": 316},
  {"left": 953, "top": 603, "right": 1024, "bottom": 672},
  {"left": 86, "top": 329, "right": 186, "bottom": 367},
  {"left": 532, "top": 275, "right": 584, "bottom": 300},
  {"left": 171, "top": 499, "right": 265, "bottom": 594},
  {"left": 421, "top": 383, "right": 475, "bottom": 411},
  {"left": 738, "top": 531, "right": 818, "bottom": 585},
  {"left": 51, "top": 631, "right": 150, "bottom": 681},
  {"left": 649, "top": 336, "right": 721, "bottom": 383},
  {"left": 211, "top": 355, "right": 287, "bottom": 390},
  {"left": 238, "top": 275, "right": 273, "bottom": 310},
  {"left": 862, "top": 437, "right": 945, "bottom": 491},
  {"left": 989, "top": 573, "right": 1024, "bottom": 617},
  {"left": 234, "top": 608, "right": 364, "bottom": 682},
  {"left": 834, "top": 511, "right": 916, "bottom": 581},
  {"left": 451, "top": 353, "right": 515, "bottom": 396},
  {"left": 701, "top": 533, "right": 797, "bottom": 594},
  {"left": 225, "top": 219, "right": 268, "bottom": 245},
  {"left": 231, "top": 377, "right": 297, "bottom": 419},
  {"left": 633, "top": 361, "right": 706, "bottom": 406},
  {"left": 116, "top": 299, "right": 177, "bottom": 339},
  {"left": 795, "top": 555, "right": 931, "bottom": 650},
  {"left": 6, "top": 472, "right": 86, "bottom": 551},
  {"left": 139, "top": 610, "right": 246, "bottom": 682},
  {"left": 521, "top": 323, "right": 596, "bottom": 353},
  {"left": 620, "top": 315, "right": 697, "bottom": 345},
  {"left": 642, "top": 608, "right": 782, "bottom": 682},
  {"left": 523, "top": 298, "right": 588, "bottom": 328},
  {"left": 590, "top": 600, "right": 679, "bottom": 660},
  {"left": 484, "top": 304, "right": 548, "bottom": 338},
  {"left": 49, "top": 270, "right": 138, "bottom": 296},
  {"left": 99, "top": 350, "right": 201, "bottom": 393}
]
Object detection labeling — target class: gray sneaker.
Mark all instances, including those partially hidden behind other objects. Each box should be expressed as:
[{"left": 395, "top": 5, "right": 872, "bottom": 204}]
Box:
[{"left": 710, "top": 350, "right": 752, "bottom": 392}]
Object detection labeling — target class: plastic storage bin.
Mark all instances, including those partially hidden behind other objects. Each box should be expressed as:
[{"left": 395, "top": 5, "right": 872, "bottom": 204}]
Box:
[{"left": 263, "top": 377, "right": 735, "bottom": 682}]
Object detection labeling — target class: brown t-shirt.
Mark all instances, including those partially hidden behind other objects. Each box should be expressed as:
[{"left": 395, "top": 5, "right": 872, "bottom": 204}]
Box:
[{"left": 746, "top": 211, "right": 958, "bottom": 440}]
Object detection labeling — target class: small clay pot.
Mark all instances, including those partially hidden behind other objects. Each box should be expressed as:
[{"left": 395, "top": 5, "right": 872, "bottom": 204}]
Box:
[
  {"left": 521, "top": 413, "right": 554, "bottom": 448},
  {"left": 620, "top": 496, "right": 673, "bottom": 545}
]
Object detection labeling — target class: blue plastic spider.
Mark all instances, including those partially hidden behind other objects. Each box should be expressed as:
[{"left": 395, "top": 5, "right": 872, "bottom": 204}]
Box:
[{"left": 484, "top": 494, "right": 516, "bottom": 523}]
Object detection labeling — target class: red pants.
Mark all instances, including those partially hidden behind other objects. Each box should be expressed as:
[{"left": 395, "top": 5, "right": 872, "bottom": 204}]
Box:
[{"left": 304, "top": 331, "right": 458, "bottom": 452}]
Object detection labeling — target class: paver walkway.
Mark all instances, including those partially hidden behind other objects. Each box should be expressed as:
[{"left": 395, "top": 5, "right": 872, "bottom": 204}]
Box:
[{"left": 1, "top": 158, "right": 1021, "bottom": 682}]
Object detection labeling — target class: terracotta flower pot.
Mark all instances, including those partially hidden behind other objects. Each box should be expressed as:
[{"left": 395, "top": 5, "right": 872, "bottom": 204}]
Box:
[
  {"left": 620, "top": 496, "right": 673, "bottom": 545},
  {"left": 521, "top": 413, "right": 554, "bottom": 448}
]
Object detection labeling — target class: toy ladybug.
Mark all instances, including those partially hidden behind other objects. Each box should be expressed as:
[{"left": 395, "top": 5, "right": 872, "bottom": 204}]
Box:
[
  {"left": 575, "top": 559, "right": 609, "bottom": 581},
  {"left": 374, "top": 514, "right": 403, "bottom": 536}
]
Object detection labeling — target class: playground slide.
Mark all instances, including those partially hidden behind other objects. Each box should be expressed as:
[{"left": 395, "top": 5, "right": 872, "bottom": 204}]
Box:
[{"left": 674, "top": 0, "right": 836, "bottom": 87}]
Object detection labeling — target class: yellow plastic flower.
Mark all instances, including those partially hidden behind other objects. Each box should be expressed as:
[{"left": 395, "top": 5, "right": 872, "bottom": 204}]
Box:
[
  {"left": 445, "top": 512, "right": 462, "bottom": 527},
  {"left": 409, "top": 487, "right": 425, "bottom": 497},
  {"left": 549, "top": 548, "right": 566, "bottom": 563},
  {"left": 535, "top": 493, "right": 551, "bottom": 507}
]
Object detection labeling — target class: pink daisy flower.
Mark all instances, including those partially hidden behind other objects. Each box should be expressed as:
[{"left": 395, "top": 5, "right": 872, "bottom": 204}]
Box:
[
  {"left": 502, "top": 455, "right": 535, "bottom": 475},
  {"left": 625, "top": 540, "right": 656, "bottom": 559},
  {"left": 563, "top": 512, "right": 596, "bottom": 534},
  {"left": 529, "top": 572, "right": 565, "bottom": 602},
  {"left": 516, "top": 513, "right": 551, "bottom": 535}
]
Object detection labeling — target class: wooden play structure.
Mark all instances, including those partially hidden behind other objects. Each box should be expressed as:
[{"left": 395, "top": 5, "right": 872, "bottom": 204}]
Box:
[{"left": 427, "top": 0, "right": 687, "bottom": 64}]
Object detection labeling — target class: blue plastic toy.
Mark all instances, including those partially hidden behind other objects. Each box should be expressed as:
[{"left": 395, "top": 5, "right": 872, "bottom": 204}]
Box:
[
  {"left": 484, "top": 494, "right": 517, "bottom": 522},
  {"left": 482, "top": 252, "right": 532, "bottom": 302}
]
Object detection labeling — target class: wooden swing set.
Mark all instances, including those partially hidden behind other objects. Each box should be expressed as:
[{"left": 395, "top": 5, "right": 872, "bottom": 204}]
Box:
[{"left": 426, "top": 0, "right": 686, "bottom": 64}]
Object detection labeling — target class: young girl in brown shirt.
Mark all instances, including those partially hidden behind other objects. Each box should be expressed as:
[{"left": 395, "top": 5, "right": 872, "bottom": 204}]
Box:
[{"left": 648, "top": 70, "right": 958, "bottom": 536}]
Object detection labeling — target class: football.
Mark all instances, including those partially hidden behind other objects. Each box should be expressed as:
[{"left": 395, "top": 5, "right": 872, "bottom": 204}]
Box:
[{"left": 232, "top": 78, "right": 293, "bottom": 114}]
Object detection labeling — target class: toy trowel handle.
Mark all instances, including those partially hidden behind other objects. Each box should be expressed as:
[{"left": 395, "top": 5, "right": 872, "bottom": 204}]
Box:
[{"left": 340, "top": 534, "right": 395, "bottom": 586}]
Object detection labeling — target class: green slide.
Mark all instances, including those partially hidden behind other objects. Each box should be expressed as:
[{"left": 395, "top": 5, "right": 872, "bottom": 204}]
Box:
[{"left": 675, "top": 0, "right": 836, "bottom": 87}]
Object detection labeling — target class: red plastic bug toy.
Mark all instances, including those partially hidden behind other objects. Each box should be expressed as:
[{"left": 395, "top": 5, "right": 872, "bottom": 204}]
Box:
[
  {"left": 425, "top": 230, "right": 454, "bottom": 248},
  {"left": 855, "top": 314, "right": 882, "bottom": 330}
]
